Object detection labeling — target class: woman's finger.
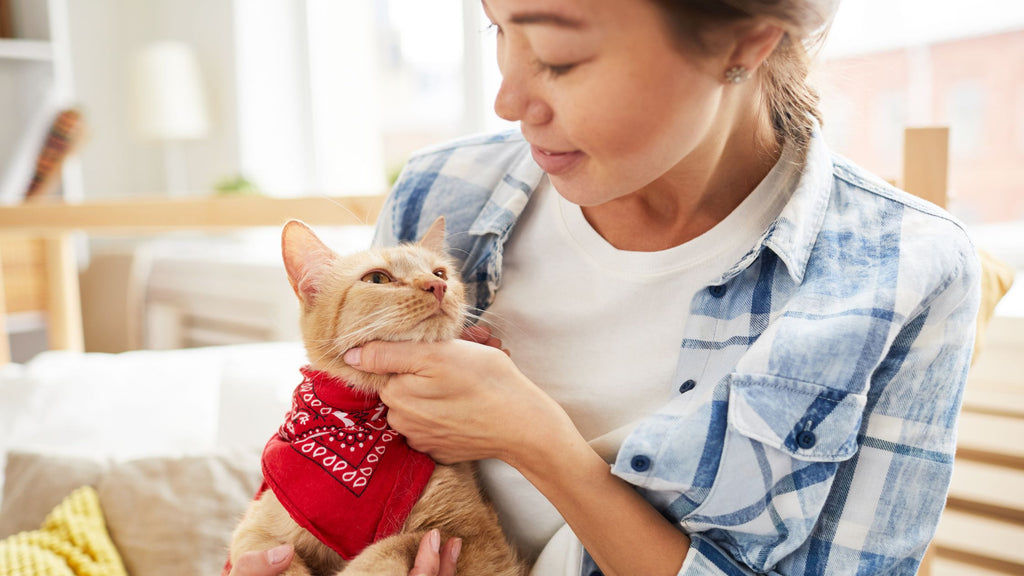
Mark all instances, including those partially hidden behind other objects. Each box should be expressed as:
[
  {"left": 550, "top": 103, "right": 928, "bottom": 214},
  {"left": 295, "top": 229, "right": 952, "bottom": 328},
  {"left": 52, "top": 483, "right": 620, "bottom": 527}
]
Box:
[
  {"left": 460, "top": 326, "right": 508, "bottom": 354},
  {"left": 409, "top": 530, "right": 442, "bottom": 576},
  {"left": 439, "top": 537, "right": 462, "bottom": 576},
  {"left": 344, "top": 341, "right": 426, "bottom": 375},
  {"left": 460, "top": 325, "right": 492, "bottom": 343},
  {"left": 408, "top": 530, "right": 461, "bottom": 576},
  {"left": 228, "top": 545, "right": 294, "bottom": 576}
]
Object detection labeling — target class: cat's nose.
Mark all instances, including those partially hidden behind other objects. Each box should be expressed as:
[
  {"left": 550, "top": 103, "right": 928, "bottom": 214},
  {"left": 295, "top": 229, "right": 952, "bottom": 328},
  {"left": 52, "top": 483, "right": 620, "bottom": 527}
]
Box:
[{"left": 422, "top": 278, "right": 447, "bottom": 304}]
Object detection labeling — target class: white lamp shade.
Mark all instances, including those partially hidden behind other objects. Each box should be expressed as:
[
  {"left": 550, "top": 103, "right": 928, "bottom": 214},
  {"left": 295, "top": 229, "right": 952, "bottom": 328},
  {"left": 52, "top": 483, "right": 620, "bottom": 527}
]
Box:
[{"left": 131, "top": 42, "right": 211, "bottom": 141}]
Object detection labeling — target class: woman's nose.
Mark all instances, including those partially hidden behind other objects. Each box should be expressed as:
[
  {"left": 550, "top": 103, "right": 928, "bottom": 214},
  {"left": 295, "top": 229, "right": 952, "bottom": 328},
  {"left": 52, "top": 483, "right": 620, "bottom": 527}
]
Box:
[
  {"left": 494, "top": 59, "right": 552, "bottom": 126},
  {"left": 493, "top": 78, "right": 522, "bottom": 122},
  {"left": 495, "top": 82, "right": 553, "bottom": 125}
]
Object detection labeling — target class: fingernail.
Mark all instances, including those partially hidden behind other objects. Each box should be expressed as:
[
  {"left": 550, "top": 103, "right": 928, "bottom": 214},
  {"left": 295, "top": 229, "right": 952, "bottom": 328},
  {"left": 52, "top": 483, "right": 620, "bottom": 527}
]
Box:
[
  {"left": 343, "top": 347, "right": 362, "bottom": 366},
  {"left": 267, "top": 544, "right": 291, "bottom": 565},
  {"left": 429, "top": 529, "right": 441, "bottom": 553},
  {"left": 451, "top": 538, "right": 462, "bottom": 562}
]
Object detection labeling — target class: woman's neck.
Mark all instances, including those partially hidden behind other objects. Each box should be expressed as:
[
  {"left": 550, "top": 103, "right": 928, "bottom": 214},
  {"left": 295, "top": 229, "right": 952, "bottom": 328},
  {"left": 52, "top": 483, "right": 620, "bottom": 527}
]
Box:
[{"left": 581, "top": 101, "right": 782, "bottom": 252}]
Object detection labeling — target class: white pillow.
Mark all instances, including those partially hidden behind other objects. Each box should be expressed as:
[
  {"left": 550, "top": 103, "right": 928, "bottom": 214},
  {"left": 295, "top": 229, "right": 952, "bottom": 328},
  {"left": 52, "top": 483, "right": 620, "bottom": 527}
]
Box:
[
  {"left": 0, "top": 342, "right": 308, "bottom": 508},
  {"left": 216, "top": 342, "right": 309, "bottom": 449},
  {"left": 0, "top": 348, "right": 220, "bottom": 508}
]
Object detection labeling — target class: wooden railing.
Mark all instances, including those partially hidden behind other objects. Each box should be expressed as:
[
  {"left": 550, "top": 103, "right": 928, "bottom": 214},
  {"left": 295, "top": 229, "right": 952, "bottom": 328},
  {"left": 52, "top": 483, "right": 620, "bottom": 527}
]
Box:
[{"left": 0, "top": 194, "right": 385, "bottom": 364}]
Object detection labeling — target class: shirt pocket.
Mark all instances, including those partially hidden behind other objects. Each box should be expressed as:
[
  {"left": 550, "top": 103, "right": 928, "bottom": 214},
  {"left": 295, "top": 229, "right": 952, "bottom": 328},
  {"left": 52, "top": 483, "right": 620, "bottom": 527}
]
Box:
[
  {"left": 680, "top": 374, "right": 867, "bottom": 570},
  {"left": 727, "top": 373, "right": 866, "bottom": 462}
]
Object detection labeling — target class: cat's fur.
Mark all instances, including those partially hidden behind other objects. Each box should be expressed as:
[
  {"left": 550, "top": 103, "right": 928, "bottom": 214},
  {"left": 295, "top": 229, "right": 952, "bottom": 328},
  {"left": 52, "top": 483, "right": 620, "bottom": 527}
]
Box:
[{"left": 228, "top": 218, "right": 524, "bottom": 576}]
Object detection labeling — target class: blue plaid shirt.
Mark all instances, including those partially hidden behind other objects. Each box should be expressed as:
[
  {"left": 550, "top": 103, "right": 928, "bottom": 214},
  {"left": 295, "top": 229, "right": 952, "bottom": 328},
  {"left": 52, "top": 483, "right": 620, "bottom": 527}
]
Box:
[{"left": 373, "top": 129, "right": 981, "bottom": 575}]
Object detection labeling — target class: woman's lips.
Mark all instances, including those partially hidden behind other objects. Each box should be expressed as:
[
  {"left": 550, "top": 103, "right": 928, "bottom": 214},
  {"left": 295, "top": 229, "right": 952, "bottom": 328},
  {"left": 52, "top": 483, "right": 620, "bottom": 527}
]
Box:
[{"left": 530, "top": 145, "right": 584, "bottom": 175}]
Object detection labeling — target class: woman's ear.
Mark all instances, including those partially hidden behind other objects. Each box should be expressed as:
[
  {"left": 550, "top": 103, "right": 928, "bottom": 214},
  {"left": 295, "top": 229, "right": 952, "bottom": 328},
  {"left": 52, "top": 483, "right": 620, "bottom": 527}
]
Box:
[
  {"left": 282, "top": 219, "right": 336, "bottom": 303},
  {"left": 727, "top": 19, "right": 786, "bottom": 76}
]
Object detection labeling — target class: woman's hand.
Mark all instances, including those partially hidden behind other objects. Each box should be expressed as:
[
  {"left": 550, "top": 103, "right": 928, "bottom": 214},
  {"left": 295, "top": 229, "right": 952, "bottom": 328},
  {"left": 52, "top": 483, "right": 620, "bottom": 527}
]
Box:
[
  {"left": 344, "top": 337, "right": 690, "bottom": 576},
  {"left": 410, "top": 529, "right": 462, "bottom": 576},
  {"left": 226, "top": 545, "right": 294, "bottom": 576},
  {"left": 226, "top": 531, "right": 459, "bottom": 576},
  {"left": 342, "top": 338, "right": 574, "bottom": 467},
  {"left": 459, "top": 325, "right": 510, "bottom": 355}
]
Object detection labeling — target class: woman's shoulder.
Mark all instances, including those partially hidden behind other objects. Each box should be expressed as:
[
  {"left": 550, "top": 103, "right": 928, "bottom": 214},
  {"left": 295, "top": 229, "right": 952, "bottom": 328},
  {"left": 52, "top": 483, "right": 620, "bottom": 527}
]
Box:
[
  {"left": 378, "top": 130, "right": 543, "bottom": 246},
  {"left": 391, "top": 130, "right": 541, "bottom": 208},
  {"left": 401, "top": 130, "right": 533, "bottom": 175},
  {"left": 820, "top": 153, "right": 980, "bottom": 302},
  {"left": 828, "top": 153, "right": 976, "bottom": 258},
  {"left": 830, "top": 154, "right": 964, "bottom": 229},
  {"left": 409, "top": 130, "right": 528, "bottom": 157}
]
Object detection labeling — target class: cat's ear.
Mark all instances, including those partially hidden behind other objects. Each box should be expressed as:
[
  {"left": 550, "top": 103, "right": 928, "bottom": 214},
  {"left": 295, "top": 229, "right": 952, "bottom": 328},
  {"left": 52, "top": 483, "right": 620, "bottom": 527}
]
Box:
[
  {"left": 418, "top": 216, "right": 446, "bottom": 254},
  {"left": 282, "top": 220, "right": 335, "bottom": 302}
]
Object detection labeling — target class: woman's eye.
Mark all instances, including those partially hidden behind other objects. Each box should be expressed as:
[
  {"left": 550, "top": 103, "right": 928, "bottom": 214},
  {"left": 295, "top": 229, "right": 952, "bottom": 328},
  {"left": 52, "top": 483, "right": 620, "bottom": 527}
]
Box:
[
  {"left": 433, "top": 269, "right": 448, "bottom": 281},
  {"left": 540, "top": 61, "right": 576, "bottom": 78},
  {"left": 361, "top": 271, "right": 393, "bottom": 284}
]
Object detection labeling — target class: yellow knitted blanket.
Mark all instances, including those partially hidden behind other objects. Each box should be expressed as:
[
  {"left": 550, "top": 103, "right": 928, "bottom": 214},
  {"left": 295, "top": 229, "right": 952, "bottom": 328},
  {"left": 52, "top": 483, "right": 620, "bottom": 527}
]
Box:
[{"left": 0, "top": 486, "right": 126, "bottom": 576}]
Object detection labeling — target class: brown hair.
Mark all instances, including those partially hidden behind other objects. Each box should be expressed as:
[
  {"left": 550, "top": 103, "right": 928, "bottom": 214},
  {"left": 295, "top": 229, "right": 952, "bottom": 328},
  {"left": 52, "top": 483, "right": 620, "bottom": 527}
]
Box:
[{"left": 650, "top": 0, "right": 837, "bottom": 150}]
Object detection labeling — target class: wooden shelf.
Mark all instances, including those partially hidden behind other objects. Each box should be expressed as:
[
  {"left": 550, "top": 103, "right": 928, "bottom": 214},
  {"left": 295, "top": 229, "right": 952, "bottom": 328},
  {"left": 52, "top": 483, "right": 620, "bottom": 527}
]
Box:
[
  {"left": 0, "top": 39, "right": 53, "bottom": 61},
  {"left": 0, "top": 194, "right": 386, "bottom": 235}
]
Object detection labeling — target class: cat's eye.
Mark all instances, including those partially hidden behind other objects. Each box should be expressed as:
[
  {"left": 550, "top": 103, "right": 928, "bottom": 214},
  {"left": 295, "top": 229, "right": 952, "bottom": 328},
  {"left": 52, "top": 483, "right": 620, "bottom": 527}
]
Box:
[
  {"left": 361, "top": 271, "right": 393, "bottom": 284},
  {"left": 433, "top": 269, "right": 448, "bottom": 281}
]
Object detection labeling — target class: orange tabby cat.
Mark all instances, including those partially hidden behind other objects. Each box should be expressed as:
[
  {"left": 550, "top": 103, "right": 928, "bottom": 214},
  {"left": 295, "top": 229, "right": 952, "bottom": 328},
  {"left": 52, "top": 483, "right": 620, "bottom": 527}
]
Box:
[{"left": 228, "top": 217, "right": 524, "bottom": 576}]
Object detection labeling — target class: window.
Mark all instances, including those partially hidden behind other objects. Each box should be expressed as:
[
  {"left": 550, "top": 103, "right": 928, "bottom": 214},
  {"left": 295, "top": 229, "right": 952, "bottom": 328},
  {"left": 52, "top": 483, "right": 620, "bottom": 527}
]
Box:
[{"left": 819, "top": 1, "right": 1024, "bottom": 224}]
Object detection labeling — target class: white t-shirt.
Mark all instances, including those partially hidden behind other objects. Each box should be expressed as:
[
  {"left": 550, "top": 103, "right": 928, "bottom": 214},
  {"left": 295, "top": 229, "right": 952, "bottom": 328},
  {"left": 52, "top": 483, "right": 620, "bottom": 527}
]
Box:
[{"left": 476, "top": 146, "right": 800, "bottom": 570}]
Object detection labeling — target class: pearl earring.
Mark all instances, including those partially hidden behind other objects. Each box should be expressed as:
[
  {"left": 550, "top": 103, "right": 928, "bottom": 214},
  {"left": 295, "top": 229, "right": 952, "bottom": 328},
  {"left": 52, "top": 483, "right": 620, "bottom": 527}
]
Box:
[{"left": 724, "top": 65, "right": 750, "bottom": 84}]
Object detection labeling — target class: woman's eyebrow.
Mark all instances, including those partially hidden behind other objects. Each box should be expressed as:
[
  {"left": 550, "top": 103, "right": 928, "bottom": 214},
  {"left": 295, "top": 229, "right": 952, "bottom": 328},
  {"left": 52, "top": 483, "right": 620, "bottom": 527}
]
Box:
[
  {"left": 481, "top": 0, "right": 586, "bottom": 29},
  {"left": 509, "top": 11, "right": 586, "bottom": 29}
]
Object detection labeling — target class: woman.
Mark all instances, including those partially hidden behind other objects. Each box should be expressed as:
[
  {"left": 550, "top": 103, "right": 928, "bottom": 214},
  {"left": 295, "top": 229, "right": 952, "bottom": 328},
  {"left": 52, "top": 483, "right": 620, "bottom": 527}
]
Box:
[{"left": 234, "top": 0, "right": 980, "bottom": 574}]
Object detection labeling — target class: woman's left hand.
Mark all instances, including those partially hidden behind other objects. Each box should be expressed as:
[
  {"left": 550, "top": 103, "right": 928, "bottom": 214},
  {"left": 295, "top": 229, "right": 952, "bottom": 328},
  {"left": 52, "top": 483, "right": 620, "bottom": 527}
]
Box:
[{"left": 342, "top": 339, "right": 572, "bottom": 467}]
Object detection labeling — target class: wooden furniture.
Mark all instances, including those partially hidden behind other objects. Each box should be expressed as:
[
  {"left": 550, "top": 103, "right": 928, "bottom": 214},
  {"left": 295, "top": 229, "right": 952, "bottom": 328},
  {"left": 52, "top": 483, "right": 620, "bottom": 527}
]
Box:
[
  {"left": 902, "top": 126, "right": 950, "bottom": 209},
  {"left": 0, "top": 194, "right": 385, "bottom": 364},
  {"left": 932, "top": 314, "right": 1024, "bottom": 575}
]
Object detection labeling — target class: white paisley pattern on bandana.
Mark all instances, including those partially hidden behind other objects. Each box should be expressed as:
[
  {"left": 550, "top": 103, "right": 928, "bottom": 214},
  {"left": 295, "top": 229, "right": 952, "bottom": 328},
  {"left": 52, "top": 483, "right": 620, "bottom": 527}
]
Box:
[
  {"left": 281, "top": 369, "right": 395, "bottom": 496},
  {"left": 261, "top": 366, "right": 435, "bottom": 560}
]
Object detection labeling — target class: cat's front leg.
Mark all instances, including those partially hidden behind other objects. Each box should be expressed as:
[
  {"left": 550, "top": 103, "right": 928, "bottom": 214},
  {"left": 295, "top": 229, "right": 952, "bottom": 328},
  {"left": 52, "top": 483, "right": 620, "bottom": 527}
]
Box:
[
  {"left": 335, "top": 532, "right": 423, "bottom": 576},
  {"left": 230, "top": 492, "right": 324, "bottom": 576}
]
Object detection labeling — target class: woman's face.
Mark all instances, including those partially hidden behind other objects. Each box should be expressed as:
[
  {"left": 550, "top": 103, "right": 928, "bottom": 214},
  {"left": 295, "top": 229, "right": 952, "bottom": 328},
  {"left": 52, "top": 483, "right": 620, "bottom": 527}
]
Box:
[{"left": 484, "top": 0, "right": 729, "bottom": 206}]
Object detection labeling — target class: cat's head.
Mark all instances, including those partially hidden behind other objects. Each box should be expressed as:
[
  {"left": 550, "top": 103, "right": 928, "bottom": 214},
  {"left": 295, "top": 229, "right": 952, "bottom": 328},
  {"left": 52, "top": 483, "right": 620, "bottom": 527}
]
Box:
[{"left": 281, "top": 217, "right": 466, "bottom": 393}]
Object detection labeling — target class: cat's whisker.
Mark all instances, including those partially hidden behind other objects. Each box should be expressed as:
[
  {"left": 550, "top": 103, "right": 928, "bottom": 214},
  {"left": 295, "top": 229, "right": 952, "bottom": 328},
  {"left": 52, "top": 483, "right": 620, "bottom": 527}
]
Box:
[
  {"left": 315, "top": 194, "right": 373, "bottom": 227},
  {"left": 463, "top": 309, "right": 522, "bottom": 341}
]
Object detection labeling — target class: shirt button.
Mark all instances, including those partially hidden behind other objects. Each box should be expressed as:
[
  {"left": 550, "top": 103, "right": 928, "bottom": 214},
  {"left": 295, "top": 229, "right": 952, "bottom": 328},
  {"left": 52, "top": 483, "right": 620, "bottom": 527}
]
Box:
[
  {"left": 630, "top": 455, "right": 651, "bottom": 472},
  {"left": 796, "top": 430, "right": 817, "bottom": 449},
  {"left": 709, "top": 284, "right": 727, "bottom": 298},
  {"left": 679, "top": 379, "right": 696, "bottom": 393}
]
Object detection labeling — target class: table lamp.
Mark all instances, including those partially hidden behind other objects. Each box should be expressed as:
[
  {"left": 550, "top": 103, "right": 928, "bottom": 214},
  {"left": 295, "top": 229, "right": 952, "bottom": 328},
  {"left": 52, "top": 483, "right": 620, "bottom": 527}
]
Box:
[{"left": 130, "top": 41, "right": 211, "bottom": 196}]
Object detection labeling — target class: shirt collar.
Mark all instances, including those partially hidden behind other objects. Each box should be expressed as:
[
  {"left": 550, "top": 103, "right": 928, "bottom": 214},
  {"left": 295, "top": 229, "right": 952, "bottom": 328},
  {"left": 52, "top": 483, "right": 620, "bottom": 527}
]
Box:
[
  {"left": 684, "top": 126, "right": 835, "bottom": 287},
  {"left": 758, "top": 127, "right": 834, "bottom": 285},
  {"left": 469, "top": 128, "right": 834, "bottom": 287}
]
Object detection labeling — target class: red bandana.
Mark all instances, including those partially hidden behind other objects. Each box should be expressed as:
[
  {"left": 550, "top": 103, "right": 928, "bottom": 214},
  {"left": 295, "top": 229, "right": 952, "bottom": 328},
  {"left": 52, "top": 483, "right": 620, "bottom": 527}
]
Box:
[{"left": 261, "top": 366, "right": 435, "bottom": 560}]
